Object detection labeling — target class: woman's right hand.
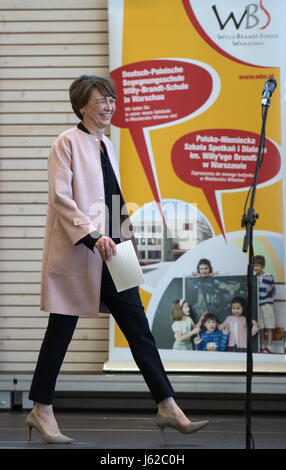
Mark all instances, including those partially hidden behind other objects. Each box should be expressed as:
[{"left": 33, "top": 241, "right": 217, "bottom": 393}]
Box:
[{"left": 95, "top": 236, "right": 117, "bottom": 261}]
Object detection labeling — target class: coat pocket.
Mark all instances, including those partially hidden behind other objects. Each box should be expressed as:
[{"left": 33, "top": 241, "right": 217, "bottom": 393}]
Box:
[{"left": 47, "top": 229, "right": 87, "bottom": 277}]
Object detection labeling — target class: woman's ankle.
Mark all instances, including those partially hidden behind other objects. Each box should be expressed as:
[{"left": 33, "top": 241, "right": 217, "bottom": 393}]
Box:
[
  {"left": 157, "top": 397, "right": 190, "bottom": 425},
  {"left": 158, "top": 397, "right": 179, "bottom": 414},
  {"left": 33, "top": 402, "right": 54, "bottom": 415}
]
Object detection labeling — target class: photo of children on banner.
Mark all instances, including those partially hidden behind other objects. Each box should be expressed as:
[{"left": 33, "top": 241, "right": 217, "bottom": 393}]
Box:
[
  {"left": 170, "top": 296, "right": 259, "bottom": 353},
  {"left": 192, "top": 258, "right": 219, "bottom": 277},
  {"left": 170, "top": 299, "right": 204, "bottom": 350},
  {"left": 218, "top": 296, "right": 259, "bottom": 352},
  {"left": 194, "top": 313, "right": 229, "bottom": 352},
  {"left": 151, "top": 269, "right": 259, "bottom": 352},
  {"left": 188, "top": 259, "right": 242, "bottom": 323},
  {"left": 253, "top": 255, "right": 276, "bottom": 353},
  {"left": 190, "top": 259, "right": 220, "bottom": 322}
]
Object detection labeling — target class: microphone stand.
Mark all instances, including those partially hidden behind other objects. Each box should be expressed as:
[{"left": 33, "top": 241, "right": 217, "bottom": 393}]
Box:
[{"left": 241, "top": 100, "right": 270, "bottom": 450}]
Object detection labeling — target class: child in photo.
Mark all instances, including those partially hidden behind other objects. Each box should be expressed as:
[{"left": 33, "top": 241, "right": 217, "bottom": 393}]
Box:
[
  {"left": 194, "top": 313, "right": 229, "bottom": 351},
  {"left": 253, "top": 255, "right": 276, "bottom": 353},
  {"left": 191, "top": 259, "right": 219, "bottom": 319},
  {"left": 170, "top": 299, "right": 200, "bottom": 350},
  {"left": 219, "top": 296, "right": 259, "bottom": 352},
  {"left": 192, "top": 258, "right": 218, "bottom": 277}
]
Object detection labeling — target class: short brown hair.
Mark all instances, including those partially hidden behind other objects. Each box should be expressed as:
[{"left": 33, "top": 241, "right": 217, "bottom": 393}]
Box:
[
  {"left": 253, "top": 255, "right": 265, "bottom": 267},
  {"left": 69, "top": 75, "right": 116, "bottom": 120},
  {"left": 203, "top": 313, "right": 218, "bottom": 324}
]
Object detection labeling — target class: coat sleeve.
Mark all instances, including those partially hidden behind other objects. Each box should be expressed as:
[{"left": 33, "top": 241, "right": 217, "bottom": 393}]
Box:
[
  {"left": 75, "top": 232, "right": 102, "bottom": 252},
  {"left": 48, "top": 135, "right": 97, "bottom": 245}
]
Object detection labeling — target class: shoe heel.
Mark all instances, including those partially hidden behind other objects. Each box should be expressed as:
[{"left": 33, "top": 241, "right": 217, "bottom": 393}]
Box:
[
  {"left": 28, "top": 424, "right": 32, "bottom": 442},
  {"left": 158, "top": 425, "right": 167, "bottom": 443}
]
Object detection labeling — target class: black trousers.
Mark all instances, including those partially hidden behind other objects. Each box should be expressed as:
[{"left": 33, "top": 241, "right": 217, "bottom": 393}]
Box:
[{"left": 29, "top": 262, "right": 174, "bottom": 405}]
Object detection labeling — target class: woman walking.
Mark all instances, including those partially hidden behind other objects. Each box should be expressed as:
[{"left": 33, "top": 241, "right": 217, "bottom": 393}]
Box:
[{"left": 26, "top": 74, "right": 209, "bottom": 444}]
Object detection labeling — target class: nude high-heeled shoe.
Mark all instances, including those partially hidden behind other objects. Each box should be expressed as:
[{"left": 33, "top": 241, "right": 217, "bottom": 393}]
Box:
[
  {"left": 26, "top": 410, "right": 74, "bottom": 444},
  {"left": 156, "top": 412, "right": 209, "bottom": 442}
]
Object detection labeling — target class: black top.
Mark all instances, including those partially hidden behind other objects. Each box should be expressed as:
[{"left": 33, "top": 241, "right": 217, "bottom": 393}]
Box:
[{"left": 75, "top": 122, "right": 121, "bottom": 251}]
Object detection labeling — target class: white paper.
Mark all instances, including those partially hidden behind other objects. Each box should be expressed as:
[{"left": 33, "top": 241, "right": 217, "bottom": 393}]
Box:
[{"left": 105, "top": 240, "right": 145, "bottom": 292}]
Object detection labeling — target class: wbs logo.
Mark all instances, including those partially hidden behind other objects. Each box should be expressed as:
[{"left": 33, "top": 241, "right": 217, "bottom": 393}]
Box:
[{"left": 212, "top": 1, "right": 271, "bottom": 31}]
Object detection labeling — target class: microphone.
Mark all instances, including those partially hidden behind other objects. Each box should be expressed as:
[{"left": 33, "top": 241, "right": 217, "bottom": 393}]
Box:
[{"left": 261, "top": 78, "right": 277, "bottom": 106}]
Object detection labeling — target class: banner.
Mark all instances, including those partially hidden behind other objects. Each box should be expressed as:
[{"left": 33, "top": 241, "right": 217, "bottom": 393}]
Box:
[{"left": 106, "top": 0, "right": 286, "bottom": 372}]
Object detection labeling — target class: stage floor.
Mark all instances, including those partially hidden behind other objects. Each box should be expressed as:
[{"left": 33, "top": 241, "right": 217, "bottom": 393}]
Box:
[{"left": 0, "top": 410, "right": 285, "bottom": 450}]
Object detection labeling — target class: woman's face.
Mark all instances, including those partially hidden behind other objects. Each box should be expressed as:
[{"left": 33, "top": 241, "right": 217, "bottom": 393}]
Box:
[
  {"left": 81, "top": 87, "right": 116, "bottom": 130},
  {"left": 181, "top": 302, "right": 190, "bottom": 316},
  {"left": 198, "top": 263, "right": 210, "bottom": 276},
  {"left": 231, "top": 302, "right": 243, "bottom": 317}
]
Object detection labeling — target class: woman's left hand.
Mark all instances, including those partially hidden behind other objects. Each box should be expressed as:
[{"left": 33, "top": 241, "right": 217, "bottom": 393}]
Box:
[{"left": 95, "top": 236, "right": 117, "bottom": 261}]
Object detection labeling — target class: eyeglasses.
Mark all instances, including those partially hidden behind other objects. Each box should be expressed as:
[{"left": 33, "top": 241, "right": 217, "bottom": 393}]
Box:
[{"left": 95, "top": 97, "right": 116, "bottom": 105}]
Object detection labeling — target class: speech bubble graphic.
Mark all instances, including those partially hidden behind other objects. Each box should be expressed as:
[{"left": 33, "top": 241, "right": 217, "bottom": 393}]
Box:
[
  {"left": 171, "top": 128, "right": 281, "bottom": 238},
  {"left": 111, "top": 59, "right": 219, "bottom": 223}
]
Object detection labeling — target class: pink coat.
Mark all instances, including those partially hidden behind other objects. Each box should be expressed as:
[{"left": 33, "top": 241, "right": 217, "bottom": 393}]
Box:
[{"left": 40, "top": 127, "right": 135, "bottom": 317}]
